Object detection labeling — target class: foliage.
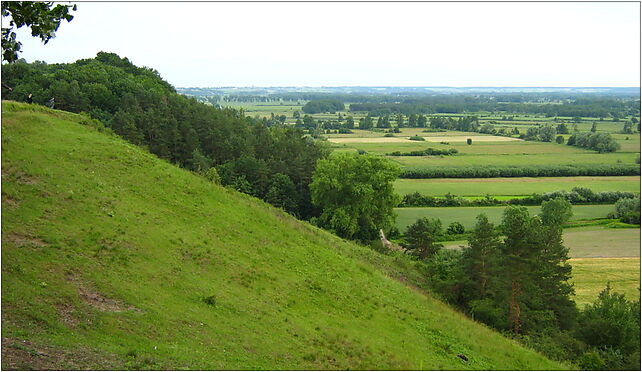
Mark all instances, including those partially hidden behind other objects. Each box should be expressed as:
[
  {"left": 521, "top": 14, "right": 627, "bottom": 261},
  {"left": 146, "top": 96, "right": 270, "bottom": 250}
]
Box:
[
  {"left": 310, "top": 153, "right": 401, "bottom": 242},
  {"left": 612, "top": 197, "right": 641, "bottom": 224},
  {"left": 1, "top": 1, "right": 75, "bottom": 62},
  {"left": 403, "top": 217, "right": 443, "bottom": 259},
  {"left": 446, "top": 221, "right": 465, "bottom": 235},
  {"left": 567, "top": 132, "right": 620, "bottom": 153},
  {"left": 301, "top": 99, "right": 344, "bottom": 114},
  {"left": 400, "top": 164, "right": 640, "bottom": 179},
  {"left": 387, "top": 147, "right": 458, "bottom": 156},
  {"left": 575, "top": 284, "right": 641, "bottom": 370},
  {"left": 408, "top": 135, "right": 425, "bottom": 141}
]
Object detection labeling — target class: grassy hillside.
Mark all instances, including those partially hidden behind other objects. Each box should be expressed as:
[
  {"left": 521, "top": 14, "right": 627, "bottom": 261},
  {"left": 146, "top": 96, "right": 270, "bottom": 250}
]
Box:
[{"left": 1, "top": 102, "right": 566, "bottom": 370}]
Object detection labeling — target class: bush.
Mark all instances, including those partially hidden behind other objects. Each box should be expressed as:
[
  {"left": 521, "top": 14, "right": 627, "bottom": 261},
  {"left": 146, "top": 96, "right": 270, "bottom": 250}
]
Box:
[
  {"left": 556, "top": 135, "right": 565, "bottom": 144},
  {"left": 203, "top": 167, "right": 221, "bottom": 184},
  {"left": 613, "top": 197, "right": 640, "bottom": 224},
  {"left": 409, "top": 135, "right": 425, "bottom": 141},
  {"left": 386, "top": 147, "right": 458, "bottom": 157},
  {"left": 466, "top": 138, "right": 472, "bottom": 145},
  {"left": 447, "top": 221, "right": 465, "bottom": 235}
]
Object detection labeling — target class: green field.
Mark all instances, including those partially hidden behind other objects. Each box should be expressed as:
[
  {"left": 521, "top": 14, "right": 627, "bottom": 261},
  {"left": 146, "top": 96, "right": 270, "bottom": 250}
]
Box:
[
  {"left": 563, "top": 227, "right": 641, "bottom": 258},
  {"left": 395, "top": 204, "right": 615, "bottom": 230},
  {"left": 2, "top": 102, "right": 566, "bottom": 370},
  {"left": 570, "top": 258, "right": 640, "bottom": 306},
  {"left": 394, "top": 176, "right": 641, "bottom": 197},
  {"left": 391, "top": 152, "right": 638, "bottom": 168}
]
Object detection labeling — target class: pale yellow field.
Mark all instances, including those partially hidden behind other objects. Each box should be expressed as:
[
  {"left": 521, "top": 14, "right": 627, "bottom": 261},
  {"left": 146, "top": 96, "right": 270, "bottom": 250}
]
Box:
[
  {"left": 570, "top": 257, "right": 640, "bottom": 305},
  {"left": 328, "top": 135, "right": 522, "bottom": 144}
]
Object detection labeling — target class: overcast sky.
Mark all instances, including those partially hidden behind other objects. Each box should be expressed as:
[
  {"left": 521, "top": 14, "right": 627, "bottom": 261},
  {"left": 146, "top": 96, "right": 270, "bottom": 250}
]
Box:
[{"left": 9, "top": 1, "right": 641, "bottom": 87}]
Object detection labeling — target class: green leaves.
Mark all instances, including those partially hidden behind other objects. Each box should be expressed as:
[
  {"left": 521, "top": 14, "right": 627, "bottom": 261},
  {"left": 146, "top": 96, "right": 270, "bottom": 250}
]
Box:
[
  {"left": 310, "top": 153, "right": 400, "bottom": 242},
  {"left": 1, "top": 1, "right": 76, "bottom": 62}
]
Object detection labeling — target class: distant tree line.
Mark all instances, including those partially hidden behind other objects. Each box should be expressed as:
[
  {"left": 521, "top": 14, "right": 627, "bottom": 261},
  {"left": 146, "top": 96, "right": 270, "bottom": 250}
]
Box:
[
  {"left": 400, "top": 164, "right": 640, "bottom": 179},
  {"left": 1, "top": 53, "right": 329, "bottom": 218},
  {"left": 349, "top": 97, "right": 639, "bottom": 118},
  {"left": 398, "top": 188, "right": 639, "bottom": 208},
  {"left": 301, "top": 99, "right": 344, "bottom": 114},
  {"left": 387, "top": 148, "right": 458, "bottom": 156}
]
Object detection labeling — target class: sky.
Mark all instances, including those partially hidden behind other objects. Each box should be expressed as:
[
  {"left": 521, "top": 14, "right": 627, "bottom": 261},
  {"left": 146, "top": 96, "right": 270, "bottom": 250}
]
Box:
[{"left": 8, "top": 1, "right": 641, "bottom": 88}]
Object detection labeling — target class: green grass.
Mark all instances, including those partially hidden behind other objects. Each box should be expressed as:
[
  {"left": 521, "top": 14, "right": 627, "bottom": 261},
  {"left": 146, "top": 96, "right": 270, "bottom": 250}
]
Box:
[
  {"left": 395, "top": 204, "right": 614, "bottom": 231},
  {"left": 391, "top": 152, "right": 639, "bottom": 168},
  {"left": 394, "top": 176, "right": 641, "bottom": 197},
  {"left": 570, "top": 258, "right": 640, "bottom": 306},
  {"left": 1, "top": 101, "right": 566, "bottom": 370}
]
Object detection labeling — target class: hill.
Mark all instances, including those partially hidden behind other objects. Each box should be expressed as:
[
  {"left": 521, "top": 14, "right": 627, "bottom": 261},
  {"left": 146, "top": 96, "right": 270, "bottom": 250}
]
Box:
[{"left": 1, "top": 102, "right": 566, "bottom": 370}]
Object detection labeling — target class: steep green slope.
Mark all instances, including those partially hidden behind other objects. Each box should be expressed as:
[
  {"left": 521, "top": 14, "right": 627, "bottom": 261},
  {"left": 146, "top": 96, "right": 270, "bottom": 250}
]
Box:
[{"left": 1, "top": 102, "right": 566, "bottom": 370}]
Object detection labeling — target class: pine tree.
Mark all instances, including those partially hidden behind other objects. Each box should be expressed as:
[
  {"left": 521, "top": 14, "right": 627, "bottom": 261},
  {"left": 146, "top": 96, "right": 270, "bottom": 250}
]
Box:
[{"left": 461, "top": 214, "right": 501, "bottom": 301}]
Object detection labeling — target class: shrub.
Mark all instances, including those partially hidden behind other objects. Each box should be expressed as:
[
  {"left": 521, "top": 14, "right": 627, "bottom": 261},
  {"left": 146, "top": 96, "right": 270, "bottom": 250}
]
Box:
[
  {"left": 466, "top": 138, "right": 472, "bottom": 145},
  {"left": 613, "top": 197, "right": 641, "bottom": 224},
  {"left": 409, "top": 135, "right": 425, "bottom": 141},
  {"left": 447, "top": 221, "right": 465, "bottom": 235},
  {"left": 203, "top": 295, "right": 217, "bottom": 306},
  {"left": 556, "top": 135, "right": 565, "bottom": 144},
  {"left": 203, "top": 167, "right": 221, "bottom": 184}
]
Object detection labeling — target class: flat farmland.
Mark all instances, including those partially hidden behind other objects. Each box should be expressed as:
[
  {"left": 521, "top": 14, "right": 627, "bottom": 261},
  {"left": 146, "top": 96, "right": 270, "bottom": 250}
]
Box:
[
  {"left": 392, "top": 152, "right": 639, "bottom": 168},
  {"left": 331, "top": 139, "right": 596, "bottom": 156},
  {"left": 570, "top": 257, "right": 640, "bottom": 306},
  {"left": 394, "top": 176, "right": 641, "bottom": 196},
  {"left": 442, "top": 227, "right": 639, "bottom": 257},
  {"left": 394, "top": 204, "right": 614, "bottom": 230},
  {"left": 563, "top": 227, "right": 641, "bottom": 258}
]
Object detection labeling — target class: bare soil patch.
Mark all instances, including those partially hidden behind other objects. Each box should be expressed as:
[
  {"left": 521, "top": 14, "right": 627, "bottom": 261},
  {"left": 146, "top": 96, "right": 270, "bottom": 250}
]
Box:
[
  {"left": 1, "top": 337, "right": 119, "bottom": 370},
  {"left": 66, "top": 273, "right": 141, "bottom": 313},
  {"left": 3, "top": 233, "right": 48, "bottom": 248}
]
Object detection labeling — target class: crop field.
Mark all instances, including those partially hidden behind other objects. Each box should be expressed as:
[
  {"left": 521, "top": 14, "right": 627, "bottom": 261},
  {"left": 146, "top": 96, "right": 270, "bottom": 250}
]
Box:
[
  {"left": 394, "top": 204, "right": 614, "bottom": 230},
  {"left": 394, "top": 176, "right": 641, "bottom": 197},
  {"left": 570, "top": 258, "right": 640, "bottom": 306},
  {"left": 563, "top": 227, "right": 641, "bottom": 258},
  {"left": 331, "top": 140, "right": 596, "bottom": 156}
]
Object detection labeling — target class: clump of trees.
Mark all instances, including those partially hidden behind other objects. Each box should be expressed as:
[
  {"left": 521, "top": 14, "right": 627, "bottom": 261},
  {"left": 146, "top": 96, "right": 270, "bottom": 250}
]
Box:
[
  {"left": 387, "top": 148, "right": 458, "bottom": 156},
  {"left": 398, "top": 188, "right": 639, "bottom": 208},
  {"left": 301, "top": 99, "right": 344, "bottom": 114},
  {"left": 309, "top": 153, "right": 400, "bottom": 243},
  {"left": 567, "top": 132, "right": 620, "bottom": 153},
  {"left": 396, "top": 201, "right": 640, "bottom": 370},
  {"left": 610, "top": 197, "right": 641, "bottom": 224}
]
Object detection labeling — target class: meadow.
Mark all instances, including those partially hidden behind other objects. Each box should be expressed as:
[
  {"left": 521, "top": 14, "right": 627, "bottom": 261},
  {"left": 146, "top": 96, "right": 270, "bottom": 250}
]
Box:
[{"left": 394, "top": 176, "right": 641, "bottom": 197}]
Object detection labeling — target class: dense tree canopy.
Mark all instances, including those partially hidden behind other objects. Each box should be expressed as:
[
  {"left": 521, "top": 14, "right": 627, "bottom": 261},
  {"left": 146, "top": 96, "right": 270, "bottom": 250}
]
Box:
[
  {"left": 301, "top": 99, "right": 344, "bottom": 114},
  {"left": 310, "top": 153, "right": 400, "bottom": 242}
]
